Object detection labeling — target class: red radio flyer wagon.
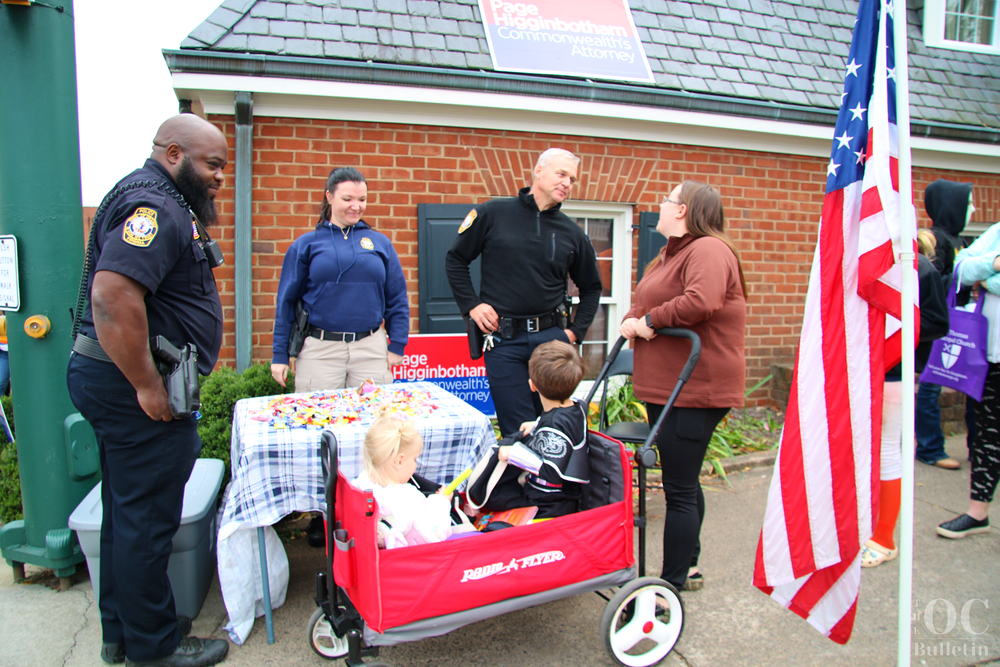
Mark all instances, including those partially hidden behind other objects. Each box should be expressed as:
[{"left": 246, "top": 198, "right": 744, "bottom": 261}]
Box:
[{"left": 308, "top": 329, "right": 701, "bottom": 666}]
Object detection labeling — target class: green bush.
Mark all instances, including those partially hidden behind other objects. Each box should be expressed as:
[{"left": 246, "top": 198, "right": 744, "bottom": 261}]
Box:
[
  {"left": 197, "top": 363, "right": 293, "bottom": 491},
  {"left": 0, "top": 364, "right": 291, "bottom": 525},
  {"left": 0, "top": 395, "right": 20, "bottom": 523}
]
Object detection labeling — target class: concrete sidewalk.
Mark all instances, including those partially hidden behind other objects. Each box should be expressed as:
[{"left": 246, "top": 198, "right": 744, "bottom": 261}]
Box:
[{"left": 2, "top": 433, "right": 998, "bottom": 667}]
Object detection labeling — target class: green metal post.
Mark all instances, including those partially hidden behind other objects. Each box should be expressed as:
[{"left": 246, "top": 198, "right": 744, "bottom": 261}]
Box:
[{"left": 0, "top": 0, "right": 98, "bottom": 582}]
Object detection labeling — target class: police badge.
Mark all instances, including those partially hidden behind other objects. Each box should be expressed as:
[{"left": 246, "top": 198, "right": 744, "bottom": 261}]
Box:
[{"left": 122, "top": 207, "right": 158, "bottom": 247}]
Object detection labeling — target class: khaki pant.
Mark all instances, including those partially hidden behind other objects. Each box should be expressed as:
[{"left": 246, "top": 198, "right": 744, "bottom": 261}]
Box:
[{"left": 294, "top": 328, "right": 394, "bottom": 391}]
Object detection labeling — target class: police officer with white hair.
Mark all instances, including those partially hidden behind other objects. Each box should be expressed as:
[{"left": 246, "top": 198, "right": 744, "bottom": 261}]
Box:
[{"left": 446, "top": 148, "right": 603, "bottom": 436}]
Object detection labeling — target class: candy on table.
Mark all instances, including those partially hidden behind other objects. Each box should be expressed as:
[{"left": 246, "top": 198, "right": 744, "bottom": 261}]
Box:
[{"left": 248, "top": 384, "right": 439, "bottom": 430}]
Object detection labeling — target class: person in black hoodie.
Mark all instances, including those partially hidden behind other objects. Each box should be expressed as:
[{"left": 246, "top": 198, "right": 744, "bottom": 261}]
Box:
[
  {"left": 916, "top": 180, "right": 975, "bottom": 469},
  {"left": 925, "top": 179, "right": 974, "bottom": 292}
]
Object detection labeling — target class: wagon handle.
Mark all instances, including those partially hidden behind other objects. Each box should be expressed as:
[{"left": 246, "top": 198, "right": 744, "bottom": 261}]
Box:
[{"left": 320, "top": 430, "right": 338, "bottom": 606}]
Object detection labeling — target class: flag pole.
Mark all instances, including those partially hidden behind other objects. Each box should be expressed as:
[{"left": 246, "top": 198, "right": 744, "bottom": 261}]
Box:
[{"left": 893, "top": 0, "right": 915, "bottom": 665}]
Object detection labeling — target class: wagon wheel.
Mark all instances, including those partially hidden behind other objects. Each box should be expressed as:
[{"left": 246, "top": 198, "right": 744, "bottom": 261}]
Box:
[
  {"left": 600, "top": 577, "right": 684, "bottom": 667},
  {"left": 307, "top": 607, "right": 349, "bottom": 659}
]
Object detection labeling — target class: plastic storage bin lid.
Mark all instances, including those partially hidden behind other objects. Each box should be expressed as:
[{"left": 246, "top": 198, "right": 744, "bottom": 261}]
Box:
[{"left": 69, "top": 458, "right": 225, "bottom": 532}]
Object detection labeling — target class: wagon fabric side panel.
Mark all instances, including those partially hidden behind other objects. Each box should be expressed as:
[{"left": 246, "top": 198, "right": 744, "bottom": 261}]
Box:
[{"left": 332, "top": 435, "right": 635, "bottom": 634}]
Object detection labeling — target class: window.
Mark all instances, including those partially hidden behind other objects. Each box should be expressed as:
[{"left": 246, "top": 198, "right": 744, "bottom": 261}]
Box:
[
  {"left": 560, "top": 202, "right": 633, "bottom": 383},
  {"left": 924, "top": 0, "right": 1000, "bottom": 54},
  {"left": 945, "top": 0, "right": 996, "bottom": 44}
]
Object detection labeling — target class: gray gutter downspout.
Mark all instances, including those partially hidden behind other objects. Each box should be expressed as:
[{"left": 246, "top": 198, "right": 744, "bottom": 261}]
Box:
[
  {"left": 234, "top": 91, "right": 253, "bottom": 373},
  {"left": 164, "top": 50, "right": 1000, "bottom": 146}
]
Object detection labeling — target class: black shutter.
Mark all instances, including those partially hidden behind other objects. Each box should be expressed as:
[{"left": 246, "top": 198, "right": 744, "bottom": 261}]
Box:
[
  {"left": 417, "top": 203, "right": 481, "bottom": 333},
  {"left": 637, "top": 211, "right": 664, "bottom": 282}
]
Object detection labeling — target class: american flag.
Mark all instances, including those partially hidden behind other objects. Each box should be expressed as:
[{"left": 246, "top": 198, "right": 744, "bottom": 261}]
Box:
[{"left": 752, "top": 0, "right": 917, "bottom": 644}]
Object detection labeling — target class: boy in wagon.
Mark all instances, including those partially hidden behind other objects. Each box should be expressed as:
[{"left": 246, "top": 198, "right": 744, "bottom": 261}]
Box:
[{"left": 497, "top": 340, "right": 590, "bottom": 518}]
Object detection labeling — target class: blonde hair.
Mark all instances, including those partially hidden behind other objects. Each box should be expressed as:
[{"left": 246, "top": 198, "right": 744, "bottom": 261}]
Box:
[
  {"left": 917, "top": 229, "right": 937, "bottom": 260},
  {"left": 363, "top": 411, "right": 422, "bottom": 486}
]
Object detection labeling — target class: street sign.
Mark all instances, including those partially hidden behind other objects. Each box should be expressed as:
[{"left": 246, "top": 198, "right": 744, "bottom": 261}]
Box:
[{"left": 0, "top": 236, "right": 19, "bottom": 311}]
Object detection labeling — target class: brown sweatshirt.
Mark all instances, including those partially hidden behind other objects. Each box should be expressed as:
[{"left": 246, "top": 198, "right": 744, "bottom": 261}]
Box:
[{"left": 624, "top": 234, "right": 747, "bottom": 408}]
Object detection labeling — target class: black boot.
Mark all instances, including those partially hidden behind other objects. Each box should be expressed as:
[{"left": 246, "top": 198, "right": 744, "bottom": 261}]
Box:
[{"left": 307, "top": 514, "right": 326, "bottom": 548}]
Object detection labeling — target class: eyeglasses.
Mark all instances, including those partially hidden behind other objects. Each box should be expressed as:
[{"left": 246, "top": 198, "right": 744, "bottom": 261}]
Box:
[{"left": 662, "top": 196, "right": 683, "bottom": 206}]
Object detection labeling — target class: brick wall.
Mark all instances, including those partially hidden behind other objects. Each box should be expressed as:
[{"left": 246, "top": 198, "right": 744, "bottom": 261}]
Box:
[{"left": 205, "top": 114, "right": 1000, "bottom": 406}]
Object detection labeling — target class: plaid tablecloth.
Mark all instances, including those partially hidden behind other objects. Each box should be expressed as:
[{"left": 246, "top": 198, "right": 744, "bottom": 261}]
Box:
[
  {"left": 218, "top": 382, "right": 497, "bottom": 644},
  {"left": 220, "top": 381, "right": 497, "bottom": 531}
]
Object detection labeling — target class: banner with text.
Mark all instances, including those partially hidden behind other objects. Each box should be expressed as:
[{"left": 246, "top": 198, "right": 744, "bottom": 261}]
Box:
[
  {"left": 394, "top": 334, "right": 495, "bottom": 417},
  {"left": 477, "top": 0, "right": 654, "bottom": 83}
]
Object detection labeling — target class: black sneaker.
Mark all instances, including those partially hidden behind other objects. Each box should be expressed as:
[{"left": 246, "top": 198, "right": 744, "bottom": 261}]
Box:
[
  {"left": 124, "top": 637, "right": 228, "bottom": 667},
  {"left": 102, "top": 616, "right": 193, "bottom": 664},
  {"left": 937, "top": 514, "right": 990, "bottom": 539}
]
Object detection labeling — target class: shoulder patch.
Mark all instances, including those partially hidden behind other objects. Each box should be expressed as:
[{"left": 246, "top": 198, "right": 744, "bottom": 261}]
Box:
[
  {"left": 458, "top": 209, "right": 477, "bottom": 234},
  {"left": 122, "top": 208, "right": 158, "bottom": 247},
  {"left": 360, "top": 237, "right": 374, "bottom": 251}
]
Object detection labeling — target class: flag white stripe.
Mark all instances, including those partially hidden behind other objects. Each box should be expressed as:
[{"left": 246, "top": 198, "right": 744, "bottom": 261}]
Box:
[
  {"left": 761, "top": 453, "right": 795, "bottom": 583},
  {"left": 796, "top": 248, "right": 838, "bottom": 570},
  {"left": 842, "top": 184, "right": 876, "bottom": 550}
]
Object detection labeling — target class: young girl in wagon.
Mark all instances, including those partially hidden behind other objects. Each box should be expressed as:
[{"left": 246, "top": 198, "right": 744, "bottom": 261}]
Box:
[{"left": 352, "top": 412, "right": 462, "bottom": 549}]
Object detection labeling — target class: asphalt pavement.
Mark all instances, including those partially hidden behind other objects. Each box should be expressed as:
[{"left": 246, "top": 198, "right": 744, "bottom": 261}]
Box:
[{"left": 1, "top": 433, "right": 998, "bottom": 667}]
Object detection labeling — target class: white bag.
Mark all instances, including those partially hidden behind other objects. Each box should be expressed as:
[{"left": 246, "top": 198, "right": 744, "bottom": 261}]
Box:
[{"left": 217, "top": 522, "right": 289, "bottom": 645}]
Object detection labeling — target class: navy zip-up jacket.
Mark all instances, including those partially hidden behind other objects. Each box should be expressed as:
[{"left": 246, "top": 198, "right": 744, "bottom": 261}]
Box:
[{"left": 272, "top": 220, "right": 409, "bottom": 364}]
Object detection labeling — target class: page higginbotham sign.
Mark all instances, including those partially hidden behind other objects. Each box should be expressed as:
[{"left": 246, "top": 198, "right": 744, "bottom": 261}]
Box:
[
  {"left": 478, "top": 0, "right": 655, "bottom": 83},
  {"left": 394, "top": 334, "right": 495, "bottom": 417}
]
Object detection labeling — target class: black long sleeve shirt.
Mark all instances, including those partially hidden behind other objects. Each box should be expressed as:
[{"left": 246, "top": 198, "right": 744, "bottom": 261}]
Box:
[{"left": 445, "top": 188, "right": 603, "bottom": 342}]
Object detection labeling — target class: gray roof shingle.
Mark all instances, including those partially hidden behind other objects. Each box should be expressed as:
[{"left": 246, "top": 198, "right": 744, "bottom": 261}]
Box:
[{"left": 178, "top": 0, "right": 1000, "bottom": 130}]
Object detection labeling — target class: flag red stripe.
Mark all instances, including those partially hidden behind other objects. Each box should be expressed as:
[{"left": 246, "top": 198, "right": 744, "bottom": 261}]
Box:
[
  {"left": 828, "top": 599, "right": 859, "bottom": 645},
  {"left": 819, "top": 190, "right": 860, "bottom": 566},
  {"left": 787, "top": 559, "right": 851, "bottom": 619},
  {"left": 868, "top": 307, "right": 884, "bottom": 531},
  {"left": 777, "top": 367, "right": 816, "bottom": 577}
]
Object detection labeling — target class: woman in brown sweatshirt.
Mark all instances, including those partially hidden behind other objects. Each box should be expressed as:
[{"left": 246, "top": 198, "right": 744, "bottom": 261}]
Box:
[{"left": 621, "top": 180, "right": 747, "bottom": 593}]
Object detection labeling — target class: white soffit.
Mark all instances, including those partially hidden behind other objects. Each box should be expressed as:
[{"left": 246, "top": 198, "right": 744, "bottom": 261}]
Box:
[{"left": 172, "top": 73, "right": 1000, "bottom": 175}]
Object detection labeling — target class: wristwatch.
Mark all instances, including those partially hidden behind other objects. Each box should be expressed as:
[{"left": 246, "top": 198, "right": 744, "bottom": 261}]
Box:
[{"left": 645, "top": 313, "right": 653, "bottom": 330}]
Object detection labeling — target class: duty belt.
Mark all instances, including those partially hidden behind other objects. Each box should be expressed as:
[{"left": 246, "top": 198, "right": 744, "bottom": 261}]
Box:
[
  {"left": 500, "top": 312, "right": 558, "bottom": 335},
  {"left": 72, "top": 334, "right": 113, "bottom": 363},
  {"left": 308, "top": 326, "right": 379, "bottom": 343}
]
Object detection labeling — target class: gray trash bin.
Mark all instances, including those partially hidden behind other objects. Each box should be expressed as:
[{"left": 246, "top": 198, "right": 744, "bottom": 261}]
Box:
[{"left": 68, "top": 458, "right": 224, "bottom": 619}]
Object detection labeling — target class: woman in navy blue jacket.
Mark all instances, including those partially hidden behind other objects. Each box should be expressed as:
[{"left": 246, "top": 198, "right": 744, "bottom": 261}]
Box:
[{"left": 270, "top": 168, "right": 409, "bottom": 391}]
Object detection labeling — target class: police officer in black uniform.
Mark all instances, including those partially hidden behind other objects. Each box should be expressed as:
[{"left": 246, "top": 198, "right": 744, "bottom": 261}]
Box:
[
  {"left": 67, "top": 115, "right": 230, "bottom": 667},
  {"left": 446, "top": 148, "right": 603, "bottom": 437}
]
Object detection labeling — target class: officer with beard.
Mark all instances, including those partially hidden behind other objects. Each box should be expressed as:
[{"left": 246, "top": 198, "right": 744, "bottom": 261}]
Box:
[{"left": 67, "top": 115, "right": 229, "bottom": 667}]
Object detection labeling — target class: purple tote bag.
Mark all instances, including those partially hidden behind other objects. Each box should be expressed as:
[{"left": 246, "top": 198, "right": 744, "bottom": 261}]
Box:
[{"left": 919, "top": 278, "right": 989, "bottom": 401}]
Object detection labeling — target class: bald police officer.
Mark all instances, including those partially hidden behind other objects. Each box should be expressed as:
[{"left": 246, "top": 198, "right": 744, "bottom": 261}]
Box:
[
  {"left": 67, "top": 115, "right": 229, "bottom": 667},
  {"left": 446, "top": 148, "right": 603, "bottom": 436}
]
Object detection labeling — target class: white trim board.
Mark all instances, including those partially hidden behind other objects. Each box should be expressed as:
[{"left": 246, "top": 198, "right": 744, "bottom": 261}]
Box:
[{"left": 172, "top": 73, "right": 1000, "bottom": 174}]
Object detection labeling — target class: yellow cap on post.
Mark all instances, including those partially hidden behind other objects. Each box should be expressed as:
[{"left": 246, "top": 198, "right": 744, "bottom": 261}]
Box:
[{"left": 24, "top": 314, "right": 50, "bottom": 339}]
